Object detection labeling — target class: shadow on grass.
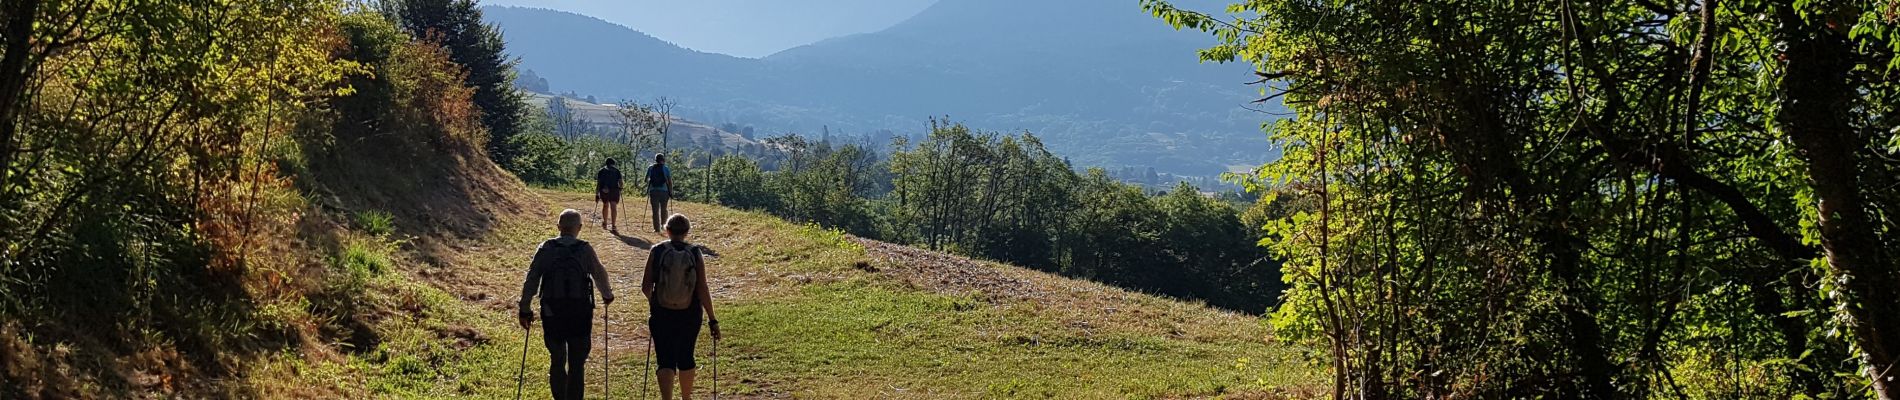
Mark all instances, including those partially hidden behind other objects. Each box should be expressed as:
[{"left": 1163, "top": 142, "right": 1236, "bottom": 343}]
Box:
[{"left": 612, "top": 232, "right": 653, "bottom": 250}]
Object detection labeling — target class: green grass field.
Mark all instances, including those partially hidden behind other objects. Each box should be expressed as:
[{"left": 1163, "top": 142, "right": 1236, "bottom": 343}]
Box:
[{"left": 249, "top": 189, "right": 1321, "bottom": 399}]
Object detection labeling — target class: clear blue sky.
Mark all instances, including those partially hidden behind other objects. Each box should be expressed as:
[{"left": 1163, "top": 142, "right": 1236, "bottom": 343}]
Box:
[{"left": 484, "top": 0, "right": 939, "bottom": 58}]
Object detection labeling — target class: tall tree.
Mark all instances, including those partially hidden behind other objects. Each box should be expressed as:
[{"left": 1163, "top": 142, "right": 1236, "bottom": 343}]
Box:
[
  {"left": 398, "top": 0, "right": 527, "bottom": 163},
  {"left": 1148, "top": 0, "right": 1898, "bottom": 397},
  {"left": 1772, "top": 2, "right": 1900, "bottom": 397},
  {"left": 614, "top": 98, "right": 670, "bottom": 155}
]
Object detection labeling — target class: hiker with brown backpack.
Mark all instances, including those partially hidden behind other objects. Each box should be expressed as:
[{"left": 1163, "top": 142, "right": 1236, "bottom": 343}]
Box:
[
  {"left": 517, "top": 209, "right": 616, "bottom": 400},
  {"left": 642, "top": 213, "right": 721, "bottom": 400}
]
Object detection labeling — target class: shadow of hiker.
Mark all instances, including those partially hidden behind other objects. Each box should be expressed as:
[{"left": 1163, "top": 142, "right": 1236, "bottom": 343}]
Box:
[
  {"left": 611, "top": 232, "right": 722, "bottom": 258},
  {"left": 613, "top": 232, "right": 653, "bottom": 250}
]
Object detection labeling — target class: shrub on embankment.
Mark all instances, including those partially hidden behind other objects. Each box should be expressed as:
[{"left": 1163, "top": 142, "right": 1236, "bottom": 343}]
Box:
[{"left": 0, "top": 4, "right": 530, "bottom": 398}]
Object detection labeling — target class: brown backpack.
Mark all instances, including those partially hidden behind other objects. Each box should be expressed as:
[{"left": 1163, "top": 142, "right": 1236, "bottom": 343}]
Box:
[{"left": 652, "top": 241, "right": 700, "bottom": 310}]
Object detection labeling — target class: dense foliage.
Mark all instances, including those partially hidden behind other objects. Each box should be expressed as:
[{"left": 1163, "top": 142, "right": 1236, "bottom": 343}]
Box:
[
  {"left": 0, "top": 0, "right": 513, "bottom": 396},
  {"left": 397, "top": 0, "right": 528, "bottom": 164},
  {"left": 0, "top": 0, "right": 350, "bottom": 363},
  {"left": 1148, "top": 0, "right": 1900, "bottom": 397},
  {"left": 0, "top": 0, "right": 338, "bottom": 394}
]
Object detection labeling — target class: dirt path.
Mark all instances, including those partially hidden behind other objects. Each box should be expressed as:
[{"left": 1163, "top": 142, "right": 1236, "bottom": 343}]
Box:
[{"left": 447, "top": 192, "right": 789, "bottom": 398}]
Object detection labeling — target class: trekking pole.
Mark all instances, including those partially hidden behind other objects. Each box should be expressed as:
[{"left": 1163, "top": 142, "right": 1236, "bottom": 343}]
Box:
[
  {"left": 641, "top": 338, "right": 653, "bottom": 400},
  {"left": 601, "top": 304, "right": 611, "bottom": 398},
  {"left": 712, "top": 336, "right": 720, "bottom": 400},
  {"left": 514, "top": 325, "right": 529, "bottom": 400}
]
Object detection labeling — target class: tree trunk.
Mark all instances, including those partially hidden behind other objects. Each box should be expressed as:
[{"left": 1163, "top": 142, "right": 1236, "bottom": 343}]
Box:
[
  {"left": 0, "top": 0, "right": 41, "bottom": 188},
  {"left": 1777, "top": 10, "right": 1900, "bottom": 399}
]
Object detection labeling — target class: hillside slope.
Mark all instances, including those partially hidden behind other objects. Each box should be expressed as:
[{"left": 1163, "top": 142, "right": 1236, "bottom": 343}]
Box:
[{"left": 300, "top": 189, "right": 1320, "bottom": 398}]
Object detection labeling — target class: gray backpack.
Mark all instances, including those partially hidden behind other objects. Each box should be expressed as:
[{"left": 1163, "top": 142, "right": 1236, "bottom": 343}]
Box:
[
  {"left": 652, "top": 241, "right": 701, "bottom": 310},
  {"left": 538, "top": 240, "right": 594, "bottom": 301}
]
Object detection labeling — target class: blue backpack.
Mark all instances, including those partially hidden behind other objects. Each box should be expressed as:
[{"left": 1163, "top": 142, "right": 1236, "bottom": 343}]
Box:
[{"left": 647, "top": 164, "right": 669, "bottom": 191}]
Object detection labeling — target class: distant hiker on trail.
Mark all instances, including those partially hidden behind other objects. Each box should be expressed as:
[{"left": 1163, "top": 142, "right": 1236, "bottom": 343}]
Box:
[
  {"left": 596, "top": 158, "right": 624, "bottom": 233},
  {"left": 646, "top": 154, "right": 673, "bottom": 233},
  {"left": 518, "top": 210, "right": 616, "bottom": 400},
  {"left": 642, "top": 213, "right": 720, "bottom": 400}
]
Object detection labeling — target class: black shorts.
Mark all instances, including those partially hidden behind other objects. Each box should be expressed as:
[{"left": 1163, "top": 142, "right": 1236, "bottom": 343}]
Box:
[
  {"left": 648, "top": 304, "right": 701, "bottom": 370},
  {"left": 599, "top": 188, "right": 622, "bottom": 203}
]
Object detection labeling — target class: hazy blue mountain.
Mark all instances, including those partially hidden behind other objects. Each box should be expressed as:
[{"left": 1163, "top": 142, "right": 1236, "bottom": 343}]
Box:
[
  {"left": 481, "top": 0, "right": 936, "bottom": 58},
  {"left": 485, "top": 1, "right": 1276, "bottom": 176},
  {"left": 484, "top": 7, "right": 759, "bottom": 101}
]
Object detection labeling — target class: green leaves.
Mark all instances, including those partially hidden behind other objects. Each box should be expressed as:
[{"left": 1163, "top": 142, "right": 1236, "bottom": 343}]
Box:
[
  {"left": 1148, "top": 0, "right": 1900, "bottom": 396},
  {"left": 1887, "top": 125, "right": 1900, "bottom": 154},
  {"left": 397, "top": 0, "right": 528, "bottom": 163}
]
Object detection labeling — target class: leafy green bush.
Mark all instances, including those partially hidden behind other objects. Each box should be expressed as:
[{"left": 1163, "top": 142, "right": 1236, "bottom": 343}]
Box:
[
  {"left": 504, "top": 131, "right": 572, "bottom": 185},
  {"left": 0, "top": 1, "right": 354, "bottom": 395},
  {"left": 707, "top": 154, "right": 780, "bottom": 210}
]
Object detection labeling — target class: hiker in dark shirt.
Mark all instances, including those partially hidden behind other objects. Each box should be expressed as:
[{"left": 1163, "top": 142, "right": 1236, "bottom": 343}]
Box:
[
  {"left": 518, "top": 209, "right": 616, "bottom": 400},
  {"left": 643, "top": 213, "right": 720, "bottom": 400},
  {"left": 596, "top": 159, "right": 624, "bottom": 233},
  {"left": 646, "top": 154, "right": 672, "bottom": 233}
]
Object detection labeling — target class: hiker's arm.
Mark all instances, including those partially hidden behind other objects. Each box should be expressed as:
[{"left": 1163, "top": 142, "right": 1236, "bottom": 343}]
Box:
[
  {"left": 640, "top": 247, "right": 659, "bottom": 299},
  {"left": 586, "top": 245, "right": 614, "bottom": 304},
  {"left": 696, "top": 250, "right": 716, "bottom": 323},
  {"left": 518, "top": 246, "right": 547, "bottom": 320}
]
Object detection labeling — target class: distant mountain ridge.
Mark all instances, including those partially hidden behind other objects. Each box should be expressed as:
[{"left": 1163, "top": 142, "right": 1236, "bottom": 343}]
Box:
[{"left": 484, "top": 1, "right": 1274, "bottom": 176}]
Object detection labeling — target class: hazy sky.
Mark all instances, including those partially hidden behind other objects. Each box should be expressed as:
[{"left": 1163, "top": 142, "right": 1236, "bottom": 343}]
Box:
[{"left": 484, "top": 0, "right": 939, "bottom": 58}]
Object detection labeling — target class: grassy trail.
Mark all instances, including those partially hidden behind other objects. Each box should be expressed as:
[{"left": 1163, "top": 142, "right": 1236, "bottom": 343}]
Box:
[{"left": 294, "top": 189, "right": 1319, "bottom": 399}]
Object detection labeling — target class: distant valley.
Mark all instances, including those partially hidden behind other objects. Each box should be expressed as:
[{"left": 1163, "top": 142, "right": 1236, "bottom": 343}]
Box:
[{"left": 484, "top": 0, "right": 1278, "bottom": 178}]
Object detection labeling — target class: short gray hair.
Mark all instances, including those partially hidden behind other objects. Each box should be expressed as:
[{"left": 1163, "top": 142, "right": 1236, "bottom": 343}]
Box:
[{"left": 558, "top": 209, "right": 583, "bottom": 231}]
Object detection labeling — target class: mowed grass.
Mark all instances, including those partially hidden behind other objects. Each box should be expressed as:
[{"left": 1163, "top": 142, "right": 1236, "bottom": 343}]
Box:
[
  {"left": 723, "top": 280, "right": 1315, "bottom": 399},
  {"left": 256, "top": 189, "right": 1321, "bottom": 399}
]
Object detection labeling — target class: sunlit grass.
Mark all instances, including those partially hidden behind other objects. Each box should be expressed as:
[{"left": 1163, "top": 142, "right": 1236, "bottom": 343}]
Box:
[{"left": 256, "top": 188, "right": 1318, "bottom": 398}]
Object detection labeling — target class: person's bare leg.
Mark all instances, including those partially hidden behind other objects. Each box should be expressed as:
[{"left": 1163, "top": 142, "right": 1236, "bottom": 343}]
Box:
[
  {"left": 607, "top": 202, "right": 618, "bottom": 232},
  {"left": 600, "top": 201, "right": 609, "bottom": 230},
  {"left": 657, "top": 368, "right": 676, "bottom": 400},
  {"left": 678, "top": 369, "right": 697, "bottom": 400}
]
